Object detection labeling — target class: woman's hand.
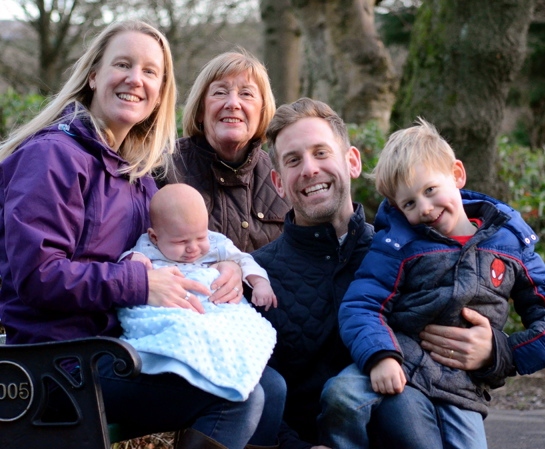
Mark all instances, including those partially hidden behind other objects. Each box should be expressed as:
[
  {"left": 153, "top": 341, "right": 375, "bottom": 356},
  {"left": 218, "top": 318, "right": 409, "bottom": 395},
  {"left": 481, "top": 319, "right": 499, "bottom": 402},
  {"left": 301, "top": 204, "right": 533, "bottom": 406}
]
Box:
[
  {"left": 419, "top": 308, "right": 494, "bottom": 370},
  {"left": 147, "top": 266, "right": 210, "bottom": 313},
  {"left": 209, "top": 261, "right": 243, "bottom": 304}
]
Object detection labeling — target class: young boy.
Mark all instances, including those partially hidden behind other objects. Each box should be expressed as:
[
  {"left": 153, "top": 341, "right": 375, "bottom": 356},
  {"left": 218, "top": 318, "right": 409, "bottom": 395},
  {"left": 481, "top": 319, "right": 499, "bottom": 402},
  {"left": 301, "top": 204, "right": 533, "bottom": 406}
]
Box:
[
  {"left": 118, "top": 183, "right": 277, "bottom": 401},
  {"left": 337, "top": 118, "right": 545, "bottom": 447}
]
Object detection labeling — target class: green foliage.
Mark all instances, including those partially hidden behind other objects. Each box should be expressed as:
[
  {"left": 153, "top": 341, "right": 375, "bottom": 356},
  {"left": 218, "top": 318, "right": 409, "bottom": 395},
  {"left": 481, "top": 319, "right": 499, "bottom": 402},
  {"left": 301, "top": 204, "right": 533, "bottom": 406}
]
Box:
[
  {"left": 497, "top": 135, "right": 545, "bottom": 259},
  {"left": 0, "top": 89, "right": 46, "bottom": 140},
  {"left": 376, "top": 6, "right": 417, "bottom": 47},
  {"left": 509, "top": 119, "right": 532, "bottom": 148},
  {"left": 348, "top": 121, "right": 387, "bottom": 223},
  {"left": 498, "top": 137, "right": 544, "bottom": 333},
  {"left": 176, "top": 106, "right": 184, "bottom": 137},
  {"left": 504, "top": 301, "right": 524, "bottom": 335}
]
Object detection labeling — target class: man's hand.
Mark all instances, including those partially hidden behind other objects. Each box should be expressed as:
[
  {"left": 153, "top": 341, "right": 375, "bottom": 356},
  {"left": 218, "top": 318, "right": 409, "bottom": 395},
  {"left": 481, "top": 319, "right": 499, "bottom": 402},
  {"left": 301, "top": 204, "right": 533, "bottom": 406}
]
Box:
[{"left": 419, "top": 307, "right": 494, "bottom": 370}]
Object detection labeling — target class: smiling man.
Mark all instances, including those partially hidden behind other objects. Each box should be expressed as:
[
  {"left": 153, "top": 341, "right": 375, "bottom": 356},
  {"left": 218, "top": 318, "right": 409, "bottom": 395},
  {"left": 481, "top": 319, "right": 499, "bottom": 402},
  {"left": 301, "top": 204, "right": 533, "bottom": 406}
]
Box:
[
  {"left": 268, "top": 105, "right": 361, "bottom": 233},
  {"left": 253, "top": 99, "right": 513, "bottom": 449},
  {"left": 252, "top": 98, "right": 375, "bottom": 448}
]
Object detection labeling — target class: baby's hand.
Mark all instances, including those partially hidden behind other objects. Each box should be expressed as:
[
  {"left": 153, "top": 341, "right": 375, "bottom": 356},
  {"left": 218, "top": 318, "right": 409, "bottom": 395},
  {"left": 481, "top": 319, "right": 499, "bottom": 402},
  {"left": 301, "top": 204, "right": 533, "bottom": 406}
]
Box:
[
  {"left": 250, "top": 277, "right": 278, "bottom": 311},
  {"left": 129, "top": 252, "right": 153, "bottom": 270},
  {"left": 370, "top": 357, "right": 406, "bottom": 395}
]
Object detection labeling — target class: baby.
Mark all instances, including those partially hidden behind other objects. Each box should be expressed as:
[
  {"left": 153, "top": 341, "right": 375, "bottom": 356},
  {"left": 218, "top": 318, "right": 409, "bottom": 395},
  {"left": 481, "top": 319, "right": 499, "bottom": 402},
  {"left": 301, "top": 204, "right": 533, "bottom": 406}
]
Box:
[
  {"left": 118, "top": 183, "right": 277, "bottom": 401},
  {"left": 129, "top": 182, "right": 277, "bottom": 311}
]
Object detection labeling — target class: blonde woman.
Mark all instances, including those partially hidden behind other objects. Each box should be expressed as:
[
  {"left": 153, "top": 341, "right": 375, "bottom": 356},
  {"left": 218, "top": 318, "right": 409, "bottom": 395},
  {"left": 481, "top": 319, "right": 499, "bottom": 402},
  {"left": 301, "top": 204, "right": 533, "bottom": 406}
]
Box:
[{"left": 0, "top": 20, "right": 272, "bottom": 449}]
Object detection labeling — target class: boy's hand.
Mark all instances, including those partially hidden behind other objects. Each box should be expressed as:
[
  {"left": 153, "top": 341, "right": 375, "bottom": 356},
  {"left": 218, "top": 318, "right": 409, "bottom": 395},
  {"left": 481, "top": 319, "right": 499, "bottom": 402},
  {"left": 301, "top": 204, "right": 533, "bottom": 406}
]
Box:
[
  {"left": 248, "top": 275, "right": 278, "bottom": 311},
  {"left": 370, "top": 357, "right": 406, "bottom": 395}
]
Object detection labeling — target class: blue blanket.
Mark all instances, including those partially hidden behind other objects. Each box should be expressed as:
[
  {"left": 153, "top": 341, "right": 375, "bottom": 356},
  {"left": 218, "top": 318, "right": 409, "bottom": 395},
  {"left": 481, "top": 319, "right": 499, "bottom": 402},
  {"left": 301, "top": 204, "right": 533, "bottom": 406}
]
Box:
[{"left": 119, "top": 267, "right": 276, "bottom": 401}]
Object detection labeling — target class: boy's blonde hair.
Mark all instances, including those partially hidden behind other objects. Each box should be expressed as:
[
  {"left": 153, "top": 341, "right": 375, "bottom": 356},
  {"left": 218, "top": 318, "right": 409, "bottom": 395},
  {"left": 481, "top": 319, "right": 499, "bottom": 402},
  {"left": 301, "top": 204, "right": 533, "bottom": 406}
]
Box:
[{"left": 373, "top": 118, "right": 456, "bottom": 204}]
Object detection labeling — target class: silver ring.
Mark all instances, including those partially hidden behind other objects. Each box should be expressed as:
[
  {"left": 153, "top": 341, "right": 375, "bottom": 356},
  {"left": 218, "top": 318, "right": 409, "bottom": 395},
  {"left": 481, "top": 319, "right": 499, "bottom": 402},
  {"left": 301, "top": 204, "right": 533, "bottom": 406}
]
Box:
[
  {"left": 184, "top": 292, "right": 190, "bottom": 301},
  {"left": 448, "top": 349, "right": 454, "bottom": 359},
  {"left": 233, "top": 287, "right": 240, "bottom": 293}
]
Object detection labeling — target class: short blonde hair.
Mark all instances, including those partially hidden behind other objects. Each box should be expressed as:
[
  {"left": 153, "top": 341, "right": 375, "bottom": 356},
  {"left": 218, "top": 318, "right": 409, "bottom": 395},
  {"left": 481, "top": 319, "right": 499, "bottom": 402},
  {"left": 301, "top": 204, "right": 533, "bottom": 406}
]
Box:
[
  {"left": 373, "top": 118, "right": 457, "bottom": 204},
  {"left": 182, "top": 48, "right": 275, "bottom": 143},
  {"left": 0, "top": 20, "right": 177, "bottom": 183}
]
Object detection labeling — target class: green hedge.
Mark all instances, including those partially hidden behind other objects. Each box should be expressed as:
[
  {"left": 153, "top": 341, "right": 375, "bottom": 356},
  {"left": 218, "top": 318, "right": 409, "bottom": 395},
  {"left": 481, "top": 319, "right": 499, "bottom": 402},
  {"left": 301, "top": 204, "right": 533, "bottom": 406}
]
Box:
[{"left": 0, "top": 89, "right": 46, "bottom": 139}]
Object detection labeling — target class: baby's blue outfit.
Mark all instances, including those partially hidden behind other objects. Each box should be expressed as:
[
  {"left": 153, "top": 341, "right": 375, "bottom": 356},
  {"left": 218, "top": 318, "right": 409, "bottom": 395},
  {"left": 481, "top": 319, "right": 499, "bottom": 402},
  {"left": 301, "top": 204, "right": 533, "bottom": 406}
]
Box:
[{"left": 118, "top": 232, "right": 277, "bottom": 401}]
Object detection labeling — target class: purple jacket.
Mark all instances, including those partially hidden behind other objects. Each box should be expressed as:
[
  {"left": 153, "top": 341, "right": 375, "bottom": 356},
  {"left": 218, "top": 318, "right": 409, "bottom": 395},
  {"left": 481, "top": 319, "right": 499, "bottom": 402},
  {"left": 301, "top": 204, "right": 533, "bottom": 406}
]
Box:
[{"left": 0, "top": 108, "right": 154, "bottom": 344}]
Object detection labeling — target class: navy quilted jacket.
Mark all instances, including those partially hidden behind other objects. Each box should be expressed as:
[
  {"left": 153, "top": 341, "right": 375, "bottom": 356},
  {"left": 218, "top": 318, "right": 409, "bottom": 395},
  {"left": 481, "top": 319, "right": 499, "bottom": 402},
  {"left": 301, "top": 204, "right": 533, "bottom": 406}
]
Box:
[
  {"left": 253, "top": 203, "right": 374, "bottom": 448},
  {"left": 340, "top": 190, "right": 545, "bottom": 416}
]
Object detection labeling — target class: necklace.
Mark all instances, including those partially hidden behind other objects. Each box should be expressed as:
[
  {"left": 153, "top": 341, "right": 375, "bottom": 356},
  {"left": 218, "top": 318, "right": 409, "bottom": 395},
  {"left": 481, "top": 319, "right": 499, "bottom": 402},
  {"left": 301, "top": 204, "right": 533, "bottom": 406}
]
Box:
[{"left": 218, "top": 155, "right": 251, "bottom": 174}]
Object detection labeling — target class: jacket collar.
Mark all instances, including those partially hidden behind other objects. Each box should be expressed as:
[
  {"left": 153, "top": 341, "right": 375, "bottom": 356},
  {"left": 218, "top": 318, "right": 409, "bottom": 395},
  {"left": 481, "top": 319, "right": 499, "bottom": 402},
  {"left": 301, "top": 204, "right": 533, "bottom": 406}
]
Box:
[
  {"left": 375, "top": 189, "right": 537, "bottom": 248},
  {"left": 192, "top": 136, "right": 262, "bottom": 180},
  {"left": 461, "top": 189, "right": 538, "bottom": 247},
  {"left": 282, "top": 203, "right": 368, "bottom": 256},
  {"left": 50, "top": 104, "right": 146, "bottom": 188}
]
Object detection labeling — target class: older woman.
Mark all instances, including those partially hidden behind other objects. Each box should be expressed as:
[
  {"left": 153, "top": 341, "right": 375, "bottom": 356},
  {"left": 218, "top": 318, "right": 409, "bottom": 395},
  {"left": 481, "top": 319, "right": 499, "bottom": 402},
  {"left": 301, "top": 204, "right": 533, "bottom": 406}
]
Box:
[
  {"left": 166, "top": 49, "right": 290, "bottom": 252},
  {"left": 0, "top": 21, "right": 282, "bottom": 449}
]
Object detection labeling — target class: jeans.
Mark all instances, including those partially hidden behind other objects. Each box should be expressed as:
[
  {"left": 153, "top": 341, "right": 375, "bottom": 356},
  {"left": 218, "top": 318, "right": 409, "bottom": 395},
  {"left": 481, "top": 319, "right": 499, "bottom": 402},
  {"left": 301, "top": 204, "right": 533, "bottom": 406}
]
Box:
[
  {"left": 318, "top": 363, "right": 487, "bottom": 449},
  {"left": 248, "top": 366, "right": 286, "bottom": 446},
  {"left": 99, "top": 358, "right": 286, "bottom": 449}
]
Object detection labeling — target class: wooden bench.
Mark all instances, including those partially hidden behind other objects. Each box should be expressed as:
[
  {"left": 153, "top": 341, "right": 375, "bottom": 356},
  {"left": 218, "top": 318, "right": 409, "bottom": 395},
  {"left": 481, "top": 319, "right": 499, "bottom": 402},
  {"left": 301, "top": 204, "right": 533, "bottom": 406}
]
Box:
[{"left": 0, "top": 335, "right": 142, "bottom": 448}]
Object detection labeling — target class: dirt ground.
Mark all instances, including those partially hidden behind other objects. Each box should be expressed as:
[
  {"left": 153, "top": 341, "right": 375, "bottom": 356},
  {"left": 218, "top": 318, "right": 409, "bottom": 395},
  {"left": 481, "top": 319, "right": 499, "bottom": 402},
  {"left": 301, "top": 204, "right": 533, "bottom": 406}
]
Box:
[{"left": 489, "top": 370, "right": 545, "bottom": 411}]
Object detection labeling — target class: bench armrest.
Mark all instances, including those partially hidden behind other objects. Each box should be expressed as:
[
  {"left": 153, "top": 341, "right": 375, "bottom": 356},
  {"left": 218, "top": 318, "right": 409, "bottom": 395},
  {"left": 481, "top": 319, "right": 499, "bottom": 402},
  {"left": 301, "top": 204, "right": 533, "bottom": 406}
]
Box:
[{"left": 0, "top": 336, "right": 141, "bottom": 449}]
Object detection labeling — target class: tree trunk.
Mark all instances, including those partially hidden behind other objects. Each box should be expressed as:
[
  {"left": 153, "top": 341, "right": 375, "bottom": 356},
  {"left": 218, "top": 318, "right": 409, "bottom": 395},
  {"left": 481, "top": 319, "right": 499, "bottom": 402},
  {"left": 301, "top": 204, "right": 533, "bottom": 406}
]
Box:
[
  {"left": 21, "top": 0, "right": 110, "bottom": 95},
  {"left": 293, "top": 0, "right": 397, "bottom": 129},
  {"left": 261, "top": 0, "right": 301, "bottom": 105},
  {"left": 393, "top": 0, "right": 535, "bottom": 198}
]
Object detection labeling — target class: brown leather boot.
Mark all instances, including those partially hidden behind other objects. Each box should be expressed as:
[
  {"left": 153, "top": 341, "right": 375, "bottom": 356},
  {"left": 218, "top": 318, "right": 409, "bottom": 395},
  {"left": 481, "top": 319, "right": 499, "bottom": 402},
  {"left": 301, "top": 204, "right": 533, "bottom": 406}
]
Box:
[{"left": 173, "top": 428, "right": 228, "bottom": 449}]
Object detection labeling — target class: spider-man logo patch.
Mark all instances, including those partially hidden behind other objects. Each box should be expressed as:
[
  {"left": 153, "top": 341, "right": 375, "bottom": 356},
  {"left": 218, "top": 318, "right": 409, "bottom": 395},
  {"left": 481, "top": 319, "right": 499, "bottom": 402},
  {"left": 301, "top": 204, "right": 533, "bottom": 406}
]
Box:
[{"left": 490, "top": 258, "right": 506, "bottom": 288}]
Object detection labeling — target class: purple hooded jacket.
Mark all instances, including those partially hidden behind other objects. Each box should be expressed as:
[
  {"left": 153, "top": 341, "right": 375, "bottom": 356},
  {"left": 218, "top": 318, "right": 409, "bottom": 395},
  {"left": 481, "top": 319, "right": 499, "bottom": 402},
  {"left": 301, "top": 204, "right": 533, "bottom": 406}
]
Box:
[{"left": 0, "top": 107, "right": 154, "bottom": 344}]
